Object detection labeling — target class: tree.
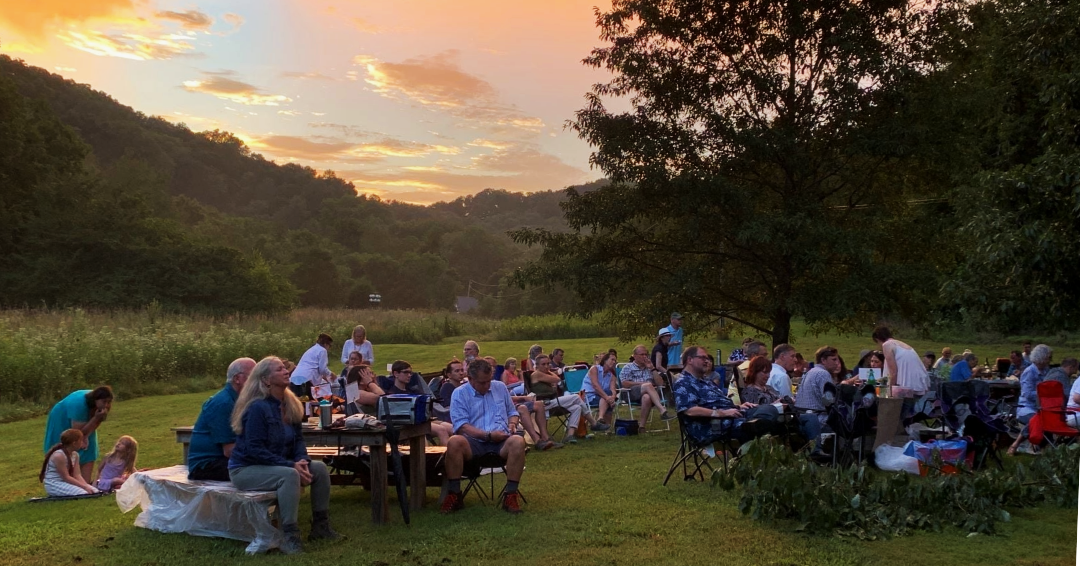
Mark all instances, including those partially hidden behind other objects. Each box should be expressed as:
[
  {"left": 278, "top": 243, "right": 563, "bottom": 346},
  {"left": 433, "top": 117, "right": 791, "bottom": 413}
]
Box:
[
  {"left": 943, "top": 0, "right": 1080, "bottom": 332},
  {"left": 512, "top": 0, "right": 953, "bottom": 346}
]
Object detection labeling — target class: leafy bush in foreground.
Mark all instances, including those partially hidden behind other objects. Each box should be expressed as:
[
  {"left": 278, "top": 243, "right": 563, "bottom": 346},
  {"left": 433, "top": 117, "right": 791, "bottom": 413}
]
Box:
[{"left": 713, "top": 438, "right": 1078, "bottom": 539}]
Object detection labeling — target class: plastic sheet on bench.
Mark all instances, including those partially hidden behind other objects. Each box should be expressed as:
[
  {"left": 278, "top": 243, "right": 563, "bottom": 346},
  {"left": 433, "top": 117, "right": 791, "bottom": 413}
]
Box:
[{"left": 116, "top": 465, "right": 279, "bottom": 554}]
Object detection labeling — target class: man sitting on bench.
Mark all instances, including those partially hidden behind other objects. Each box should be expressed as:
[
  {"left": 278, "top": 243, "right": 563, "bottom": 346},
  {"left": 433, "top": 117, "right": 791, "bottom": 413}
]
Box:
[
  {"left": 441, "top": 359, "right": 527, "bottom": 515},
  {"left": 188, "top": 357, "right": 255, "bottom": 481}
]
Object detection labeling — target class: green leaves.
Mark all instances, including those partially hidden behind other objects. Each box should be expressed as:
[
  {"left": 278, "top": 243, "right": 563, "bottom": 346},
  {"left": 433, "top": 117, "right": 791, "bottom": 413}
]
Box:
[
  {"left": 516, "top": 0, "right": 953, "bottom": 345},
  {"left": 712, "top": 438, "right": 1078, "bottom": 539}
]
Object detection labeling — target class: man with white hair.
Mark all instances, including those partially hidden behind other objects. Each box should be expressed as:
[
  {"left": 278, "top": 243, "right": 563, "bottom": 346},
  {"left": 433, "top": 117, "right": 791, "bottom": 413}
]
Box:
[{"left": 188, "top": 357, "right": 256, "bottom": 480}]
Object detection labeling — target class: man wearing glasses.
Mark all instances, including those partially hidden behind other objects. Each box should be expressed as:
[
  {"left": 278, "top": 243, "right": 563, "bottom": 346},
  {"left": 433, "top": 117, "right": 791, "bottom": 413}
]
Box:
[
  {"left": 619, "top": 345, "right": 676, "bottom": 429},
  {"left": 673, "top": 346, "right": 782, "bottom": 445}
]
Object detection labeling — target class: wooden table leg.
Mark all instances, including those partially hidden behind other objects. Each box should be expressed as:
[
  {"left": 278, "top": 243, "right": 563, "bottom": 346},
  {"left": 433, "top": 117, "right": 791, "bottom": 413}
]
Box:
[
  {"left": 409, "top": 436, "right": 426, "bottom": 511},
  {"left": 370, "top": 444, "right": 389, "bottom": 524}
]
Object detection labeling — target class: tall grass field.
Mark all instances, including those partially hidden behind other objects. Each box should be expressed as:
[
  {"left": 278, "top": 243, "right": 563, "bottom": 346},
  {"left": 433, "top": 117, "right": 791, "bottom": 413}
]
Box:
[{"left": 3, "top": 306, "right": 1078, "bottom": 423}]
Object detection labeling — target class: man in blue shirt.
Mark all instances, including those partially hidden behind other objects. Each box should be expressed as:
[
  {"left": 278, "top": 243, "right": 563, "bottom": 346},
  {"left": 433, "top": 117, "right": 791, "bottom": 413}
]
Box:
[
  {"left": 663, "top": 312, "right": 684, "bottom": 367},
  {"left": 673, "top": 346, "right": 781, "bottom": 445},
  {"left": 187, "top": 357, "right": 255, "bottom": 481},
  {"left": 441, "top": 359, "right": 526, "bottom": 515},
  {"left": 950, "top": 353, "right": 977, "bottom": 382},
  {"left": 1006, "top": 350, "right": 1031, "bottom": 378}
]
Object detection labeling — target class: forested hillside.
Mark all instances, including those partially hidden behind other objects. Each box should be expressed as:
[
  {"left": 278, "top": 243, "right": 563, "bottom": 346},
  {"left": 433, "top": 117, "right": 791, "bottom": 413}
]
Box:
[{"left": 0, "top": 55, "right": 598, "bottom": 315}]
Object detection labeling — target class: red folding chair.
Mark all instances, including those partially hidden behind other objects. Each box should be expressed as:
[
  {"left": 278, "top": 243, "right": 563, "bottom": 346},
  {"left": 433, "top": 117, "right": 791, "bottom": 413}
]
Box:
[{"left": 1028, "top": 381, "right": 1079, "bottom": 448}]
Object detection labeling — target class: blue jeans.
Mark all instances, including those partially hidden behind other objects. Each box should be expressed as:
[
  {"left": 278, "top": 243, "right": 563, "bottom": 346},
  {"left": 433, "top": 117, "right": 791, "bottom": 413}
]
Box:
[{"left": 798, "top": 413, "right": 829, "bottom": 450}]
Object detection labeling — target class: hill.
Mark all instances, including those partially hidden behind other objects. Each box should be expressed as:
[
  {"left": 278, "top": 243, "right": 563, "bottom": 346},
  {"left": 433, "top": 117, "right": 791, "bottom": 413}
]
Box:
[{"left": 0, "top": 55, "right": 598, "bottom": 314}]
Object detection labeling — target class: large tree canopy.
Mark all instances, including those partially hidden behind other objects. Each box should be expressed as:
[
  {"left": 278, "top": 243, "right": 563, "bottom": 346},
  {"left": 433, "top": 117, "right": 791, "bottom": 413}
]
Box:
[
  {"left": 514, "top": 0, "right": 954, "bottom": 345},
  {"left": 944, "top": 0, "right": 1080, "bottom": 332}
]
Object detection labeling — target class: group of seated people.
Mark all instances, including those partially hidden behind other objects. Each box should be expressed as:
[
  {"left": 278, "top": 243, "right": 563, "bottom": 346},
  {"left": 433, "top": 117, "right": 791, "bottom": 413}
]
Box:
[{"left": 172, "top": 324, "right": 1079, "bottom": 553}]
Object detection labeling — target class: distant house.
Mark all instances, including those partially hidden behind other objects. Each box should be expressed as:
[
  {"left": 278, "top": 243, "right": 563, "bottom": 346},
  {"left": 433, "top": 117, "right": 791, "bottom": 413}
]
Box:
[{"left": 455, "top": 296, "right": 479, "bottom": 313}]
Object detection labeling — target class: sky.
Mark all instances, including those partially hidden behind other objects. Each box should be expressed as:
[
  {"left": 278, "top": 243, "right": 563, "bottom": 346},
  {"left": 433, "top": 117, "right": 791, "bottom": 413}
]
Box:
[{"left": 0, "top": 0, "right": 615, "bottom": 204}]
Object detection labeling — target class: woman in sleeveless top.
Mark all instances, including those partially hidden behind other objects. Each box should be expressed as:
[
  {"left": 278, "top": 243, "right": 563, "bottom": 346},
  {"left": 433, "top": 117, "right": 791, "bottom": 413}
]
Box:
[
  {"left": 872, "top": 326, "right": 930, "bottom": 394},
  {"left": 41, "top": 429, "right": 99, "bottom": 497}
]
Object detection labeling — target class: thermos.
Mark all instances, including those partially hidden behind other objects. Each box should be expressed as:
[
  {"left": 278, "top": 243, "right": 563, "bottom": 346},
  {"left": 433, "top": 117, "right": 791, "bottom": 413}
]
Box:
[{"left": 319, "top": 399, "right": 332, "bottom": 429}]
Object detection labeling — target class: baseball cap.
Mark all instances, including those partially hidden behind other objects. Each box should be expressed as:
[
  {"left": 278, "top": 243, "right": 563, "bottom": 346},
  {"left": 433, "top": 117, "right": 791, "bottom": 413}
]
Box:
[{"left": 670, "top": 312, "right": 683, "bottom": 319}]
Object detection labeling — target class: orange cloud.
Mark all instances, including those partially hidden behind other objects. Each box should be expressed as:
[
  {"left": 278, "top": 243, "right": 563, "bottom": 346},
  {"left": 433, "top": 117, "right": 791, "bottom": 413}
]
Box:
[
  {"left": 281, "top": 71, "right": 336, "bottom": 81},
  {"left": 248, "top": 134, "right": 462, "bottom": 164},
  {"left": 341, "top": 143, "right": 589, "bottom": 204},
  {"left": 183, "top": 71, "right": 292, "bottom": 105},
  {"left": 155, "top": 10, "right": 213, "bottom": 31},
  {"left": 353, "top": 50, "right": 545, "bottom": 134},
  {"left": 0, "top": 0, "right": 136, "bottom": 40},
  {"left": 57, "top": 28, "right": 198, "bottom": 60}
]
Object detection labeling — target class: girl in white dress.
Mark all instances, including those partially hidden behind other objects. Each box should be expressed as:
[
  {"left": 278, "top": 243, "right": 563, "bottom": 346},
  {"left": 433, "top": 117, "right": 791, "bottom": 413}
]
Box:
[{"left": 40, "top": 428, "right": 99, "bottom": 497}]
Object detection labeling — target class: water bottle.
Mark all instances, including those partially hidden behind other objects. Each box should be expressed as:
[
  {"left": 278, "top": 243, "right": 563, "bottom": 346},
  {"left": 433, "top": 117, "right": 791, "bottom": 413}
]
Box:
[
  {"left": 867, "top": 369, "right": 878, "bottom": 396},
  {"left": 319, "top": 399, "right": 332, "bottom": 429}
]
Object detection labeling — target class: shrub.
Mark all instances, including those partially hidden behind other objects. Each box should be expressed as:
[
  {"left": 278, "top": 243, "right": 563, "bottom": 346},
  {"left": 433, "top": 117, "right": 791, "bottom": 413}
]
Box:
[{"left": 713, "top": 438, "right": 1078, "bottom": 539}]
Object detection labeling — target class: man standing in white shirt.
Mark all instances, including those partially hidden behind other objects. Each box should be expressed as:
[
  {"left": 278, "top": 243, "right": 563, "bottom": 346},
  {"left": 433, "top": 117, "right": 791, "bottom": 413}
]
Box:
[
  {"left": 290, "top": 333, "right": 334, "bottom": 398},
  {"left": 768, "top": 344, "right": 797, "bottom": 399}
]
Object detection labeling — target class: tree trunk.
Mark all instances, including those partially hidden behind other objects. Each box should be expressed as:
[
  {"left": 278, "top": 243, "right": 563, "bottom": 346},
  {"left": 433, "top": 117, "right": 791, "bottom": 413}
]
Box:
[{"left": 771, "top": 309, "right": 792, "bottom": 350}]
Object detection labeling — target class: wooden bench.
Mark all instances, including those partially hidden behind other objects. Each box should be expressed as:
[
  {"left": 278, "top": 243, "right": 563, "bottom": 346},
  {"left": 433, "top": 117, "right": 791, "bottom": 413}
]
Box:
[{"left": 173, "top": 421, "right": 431, "bottom": 524}]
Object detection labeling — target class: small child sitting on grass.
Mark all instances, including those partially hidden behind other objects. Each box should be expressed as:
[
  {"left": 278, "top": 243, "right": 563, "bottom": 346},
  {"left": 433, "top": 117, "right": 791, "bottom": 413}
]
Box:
[
  {"left": 96, "top": 435, "right": 139, "bottom": 492},
  {"left": 40, "top": 428, "right": 99, "bottom": 497}
]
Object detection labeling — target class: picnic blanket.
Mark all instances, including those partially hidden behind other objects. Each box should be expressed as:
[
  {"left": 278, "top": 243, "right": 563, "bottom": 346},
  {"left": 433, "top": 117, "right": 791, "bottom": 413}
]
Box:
[
  {"left": 28, "top": 492, "right": 109, "bottom": 503},
  {"left": 116, "top": 465, "right": 280, "bottom": 554}
]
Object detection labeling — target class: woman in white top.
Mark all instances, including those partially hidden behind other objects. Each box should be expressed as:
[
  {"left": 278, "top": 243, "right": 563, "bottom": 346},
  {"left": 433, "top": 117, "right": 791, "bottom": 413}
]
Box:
[
  {"left": 340, "top": 325, "right": 375, "bottom": 365},
  {"left": 872, "top": 326, "right": 930, "bottom": 394}
]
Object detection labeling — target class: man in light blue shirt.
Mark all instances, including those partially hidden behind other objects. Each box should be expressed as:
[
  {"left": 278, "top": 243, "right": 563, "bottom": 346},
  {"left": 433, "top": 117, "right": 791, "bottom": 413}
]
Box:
[
  {"left": 441, "top": 359, "right": 526, "bottom": 515},
  {"left": 663, "top": 312, "right": 684, "bottom": 367}
]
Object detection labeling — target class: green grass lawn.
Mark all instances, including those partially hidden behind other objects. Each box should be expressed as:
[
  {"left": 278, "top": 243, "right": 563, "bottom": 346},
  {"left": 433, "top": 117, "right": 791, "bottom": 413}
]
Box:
[{"left": 2, "top": 385, "right": 1076, "bottom": 566}]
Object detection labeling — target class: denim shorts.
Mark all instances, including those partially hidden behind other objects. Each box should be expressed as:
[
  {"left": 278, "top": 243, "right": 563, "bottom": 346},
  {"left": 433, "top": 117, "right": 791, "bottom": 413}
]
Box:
[{"left": 465, "top": 436, "right": 507, "bottom": 459}]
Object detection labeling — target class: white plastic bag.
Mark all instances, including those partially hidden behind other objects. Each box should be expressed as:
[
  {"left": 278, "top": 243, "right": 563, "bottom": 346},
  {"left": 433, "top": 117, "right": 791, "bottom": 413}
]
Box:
[{"left": 874, "top": 442, "right": 921, "bottom": 475}]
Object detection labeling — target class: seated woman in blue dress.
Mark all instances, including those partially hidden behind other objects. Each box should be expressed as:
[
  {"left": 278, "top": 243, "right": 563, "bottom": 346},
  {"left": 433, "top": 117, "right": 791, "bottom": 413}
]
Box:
[
  {"left": 229, "top": 356, "right": 343, "bottom": 555},
  {"left": 583, "top": 352, "right": 619, "bottom": 429}
]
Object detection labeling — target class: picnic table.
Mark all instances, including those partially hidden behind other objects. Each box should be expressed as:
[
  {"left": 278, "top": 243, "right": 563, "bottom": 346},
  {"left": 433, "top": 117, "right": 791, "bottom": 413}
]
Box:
[
  {"left": 172, "top": 421, "right": 431, "bottom": 523},
  {"left": 984, "top": 378, "right": 1021, "bottom": 399}
]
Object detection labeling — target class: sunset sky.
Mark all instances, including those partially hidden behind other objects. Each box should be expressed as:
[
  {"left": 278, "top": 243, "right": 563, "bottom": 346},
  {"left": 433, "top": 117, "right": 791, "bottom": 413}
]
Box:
[{"left": 0, "top": 0, "right": 615, "bottom": 203}]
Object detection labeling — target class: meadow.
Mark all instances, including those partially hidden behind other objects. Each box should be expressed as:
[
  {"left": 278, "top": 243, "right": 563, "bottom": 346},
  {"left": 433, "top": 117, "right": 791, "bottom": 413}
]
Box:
[
  {"left": 0, "top": 391, "right": 1075, "bottom": 566},
  {"left": 4, "top": 306, "right": 1080, "bottom": 423}
]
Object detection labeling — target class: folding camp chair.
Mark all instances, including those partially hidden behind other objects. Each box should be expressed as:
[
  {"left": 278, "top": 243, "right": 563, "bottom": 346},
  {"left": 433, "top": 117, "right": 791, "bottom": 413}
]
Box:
[
  {"left": 522, "top": 371, "right": 573, "bottom": 438},
  {"left": 614, "top": 374, "right": 671, "bottom": 431},
  {"left": 460, "top": 453, "right": 527, "bottom": 507},
  {"left": 823, "top": 382, "right": 877, "bottom": 467},
  {"left": 938, "top": 380, "right": 1008, "bottom": 469},
  {"left": 663, "top": 413, "right": 735, "bottom": 485},
  {"left": 1028, "top": 380, "right": 1079, "bottom": 448}
]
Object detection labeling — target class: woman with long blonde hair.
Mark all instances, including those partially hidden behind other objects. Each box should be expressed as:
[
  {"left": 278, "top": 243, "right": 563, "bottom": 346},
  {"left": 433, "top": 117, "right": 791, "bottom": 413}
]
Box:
[{"left": 228, "top": 356, "right": 341, "bottom": 555}]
